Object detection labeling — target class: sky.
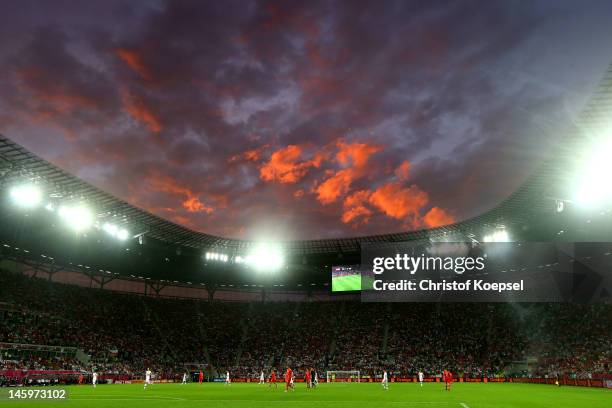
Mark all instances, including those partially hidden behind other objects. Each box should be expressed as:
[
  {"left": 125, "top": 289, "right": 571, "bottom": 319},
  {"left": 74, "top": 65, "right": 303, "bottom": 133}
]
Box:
[{"left": 1, "top": 0, "right": 612, "bottom": 241}]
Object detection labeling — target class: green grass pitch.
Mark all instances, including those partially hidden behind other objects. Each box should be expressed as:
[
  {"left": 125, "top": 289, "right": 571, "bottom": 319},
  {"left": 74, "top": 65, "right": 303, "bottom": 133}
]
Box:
[
  {"left": 332, "top": 274, "right": 361, "bottom": 291},
  {"left": 1, "top": 382, "right": 609, "bottom": 408}
]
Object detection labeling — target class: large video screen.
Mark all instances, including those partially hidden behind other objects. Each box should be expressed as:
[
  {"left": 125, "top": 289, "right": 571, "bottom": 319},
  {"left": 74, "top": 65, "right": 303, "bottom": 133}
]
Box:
[{"left": 331, "top": 265, "right": 361, "bottom": 292}]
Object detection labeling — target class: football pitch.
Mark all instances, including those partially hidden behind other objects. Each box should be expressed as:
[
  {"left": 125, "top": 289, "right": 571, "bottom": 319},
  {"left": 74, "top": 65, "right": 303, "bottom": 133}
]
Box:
[
  {"left": 332, "top": 274, "right": 361, "bottom": 291},
  {"left": 1, "top": 382, "right": 609, "bottom": 408}
]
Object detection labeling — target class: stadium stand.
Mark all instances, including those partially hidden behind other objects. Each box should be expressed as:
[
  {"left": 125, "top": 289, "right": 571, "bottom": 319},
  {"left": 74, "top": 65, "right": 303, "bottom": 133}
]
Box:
[{"left": 1, "top": 268, "right": 609, "bottom": 383}]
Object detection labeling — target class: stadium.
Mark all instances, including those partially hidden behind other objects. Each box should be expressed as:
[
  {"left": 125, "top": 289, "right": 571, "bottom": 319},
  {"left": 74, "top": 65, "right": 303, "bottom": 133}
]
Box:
[{"left": 0, "top": 1, "right": 611, "bottom": 407}]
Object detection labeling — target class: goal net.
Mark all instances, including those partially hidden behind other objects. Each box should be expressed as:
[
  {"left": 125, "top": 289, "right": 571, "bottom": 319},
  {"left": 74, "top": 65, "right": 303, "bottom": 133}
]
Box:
[{"left": 326, "top": 370, "right": 360, "bottom": 383}]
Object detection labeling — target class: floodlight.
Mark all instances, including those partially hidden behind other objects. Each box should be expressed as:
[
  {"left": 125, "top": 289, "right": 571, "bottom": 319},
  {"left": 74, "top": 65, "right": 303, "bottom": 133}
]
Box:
[
  {"left": 483, "top": 229, "right": 510, "bottom": 243},
  {"left": 246, "top": 243, "right": 284, "bottom": 271},
  {"left": 103, "top": 223, "right": 118, "bottom": 236},
  {"left": 116, "top": 229, "right": 129, "bottom": 241},
  {"left": 58, "top": 205, "right": 94, "bottom": 231},
  {"left": 574, "top": 137, "right": 612, "bottom": 207},
  {"left": 9, "top": 185, "right": 42, "bottom": 208}
]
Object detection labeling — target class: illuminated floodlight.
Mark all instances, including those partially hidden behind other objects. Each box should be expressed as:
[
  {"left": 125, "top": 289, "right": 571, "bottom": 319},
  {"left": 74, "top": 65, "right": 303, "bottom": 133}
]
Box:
[
  {"left": 45, "top": 203, "right": 56, "bottom": 212},
  {"left": 574, "top": 137, "right": 612, "bottom": 207},
  {"left": 9, "top": 185, "right": 42, "bottom": 208},
  {"left": 102, "top": 222, "right": 129, "bottom": 241},
  {"left": 245, "top": 243, "right": 284, "bottom": 271},
  {"left": 58, "top": 205, "right": 94, "bottom": 231},
  {"left": 103, "top": 223, "right": 118, "bottom": 236},
  {"left": 483, "top": 229, "right": 510, "bottom": 243},
  {"left": 235, "top": 255, "right": 243, "bottom": 263},
  {"left": 116, "top": 229, "right": 129, "bottom": 241},
  {"left": 204, "top": 251, "right": 231, "bottom": 263}
]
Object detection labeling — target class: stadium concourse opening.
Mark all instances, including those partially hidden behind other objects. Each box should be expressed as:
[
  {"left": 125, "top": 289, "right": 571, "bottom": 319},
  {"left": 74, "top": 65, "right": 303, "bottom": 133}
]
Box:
[{"left": 1, "top": 1, "right": 612, "bottom": 407}]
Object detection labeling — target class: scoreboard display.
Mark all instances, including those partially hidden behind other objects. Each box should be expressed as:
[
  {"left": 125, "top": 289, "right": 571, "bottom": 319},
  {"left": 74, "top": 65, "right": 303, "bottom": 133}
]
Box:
[{"left": 331, "top": 265, "right": 361, "bottom": 292}]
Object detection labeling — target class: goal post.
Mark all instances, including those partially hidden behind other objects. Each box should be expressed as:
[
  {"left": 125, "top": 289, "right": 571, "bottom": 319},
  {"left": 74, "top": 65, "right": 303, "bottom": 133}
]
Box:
[{"left": 326, "top": 370, "right": 361, "bottom": 383}]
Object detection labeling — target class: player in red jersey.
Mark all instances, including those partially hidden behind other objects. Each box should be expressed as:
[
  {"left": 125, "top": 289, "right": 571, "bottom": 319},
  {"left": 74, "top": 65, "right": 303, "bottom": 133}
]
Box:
[
  {"left": 269, "top": 369, "right": 277, "bottom": 389},
  {"left": 198, "top": 370, "right": 203, "bottom": 384},
  {"left": 284, "top": 367, "right": 293, "bottom": 392},
  {"left": 305, "top": 368, "right": 311, "bottom": 388},
  {"left": 444, "top": 370, "right": 453, "bottom": 391}
]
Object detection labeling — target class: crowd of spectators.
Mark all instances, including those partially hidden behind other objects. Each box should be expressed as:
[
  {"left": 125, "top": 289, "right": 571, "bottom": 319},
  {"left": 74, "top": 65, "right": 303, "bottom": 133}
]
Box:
[{"left": 0, "top": 270, "right": 609, "bottom": 381}]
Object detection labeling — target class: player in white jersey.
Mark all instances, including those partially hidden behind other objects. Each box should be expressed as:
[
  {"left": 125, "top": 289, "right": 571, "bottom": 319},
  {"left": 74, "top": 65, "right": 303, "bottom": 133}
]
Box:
[
  {"left": 225, "top": 371, "right": 231, "bottom": 386},
  {"left": 382, "top": 370, "right": 389, "bottom": 390},
  {"left": 259, "top": 370, "right": 265, "bottom": 384},
  {"left": 144, "top": 368, "right": 152, "bottom": 389},
  {"left": 418, "top": 371, "right": 424, "bottom": 387},
  {"left": 182, "top": 372, "right": 188, "bottom": 384},
  {"left": 92, "top": 371, "right": 97, "bottom": 388},
  {"left": 313, "top": 370, "right": 318, "bottom": 388}
]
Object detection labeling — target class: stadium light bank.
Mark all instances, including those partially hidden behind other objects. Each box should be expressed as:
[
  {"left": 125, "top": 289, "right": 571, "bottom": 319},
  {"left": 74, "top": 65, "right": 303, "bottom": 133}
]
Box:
[
  {"left": 573, "top": 137, "right": 612, "bottom": 207},
  {"left": 205, "top": 243, "right": 284, "bottom": 272},
  {"left": 8, "top": 183, "right": 131, "bottom": 241}
]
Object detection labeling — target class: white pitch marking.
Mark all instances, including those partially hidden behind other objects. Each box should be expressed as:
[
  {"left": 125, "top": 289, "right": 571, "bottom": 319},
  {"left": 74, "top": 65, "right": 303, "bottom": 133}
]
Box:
[{"left": 460, "top": 403, "right": 470, "bottom": 408}]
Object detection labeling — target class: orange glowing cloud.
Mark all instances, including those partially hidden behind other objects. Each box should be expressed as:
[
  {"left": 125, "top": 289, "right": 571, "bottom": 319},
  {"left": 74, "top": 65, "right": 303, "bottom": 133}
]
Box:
[
  {"left": 116, "top": 48, "right": 153, "bottom": 81},
  {"left": 120, "top": 89, "right": 163, "bottom": 133},
  {"left": 394, "top": 160, "right": 411, "bottom": 181},
  {"left": 228, "top": 144, "right": 269, "bottom": 163},
  {"left": 336, "top": 139, "right": 382, "bottom": 167},
  {"left": 341, "top": 190, "right": 373, "bottom": 225},
  {"left": 145, "top": 172, "right": 213, "bottom": 215},
  {"left": 183, "top": 196, "right": 214, "bottom": 214},
  {"left": 315, "top": 168, "right": 355, "bottom": 204},
  {"left": 315, "top": 139, "right": 382, "bottom": 204},
  {"left": 368, "top": 182, "right": 429, "bottom": 220},
  {"left": 423, "top": 206, "right": 455, "bottom": 228},
  {"left": 259, "top": 144, "right": 321, "bottom": 184}
]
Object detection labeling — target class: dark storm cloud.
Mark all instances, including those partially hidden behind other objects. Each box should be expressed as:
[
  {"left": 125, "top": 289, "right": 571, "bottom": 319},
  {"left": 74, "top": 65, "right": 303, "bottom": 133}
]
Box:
[{"left": 1, "top": 0, "right": 612, "bottom": 239}]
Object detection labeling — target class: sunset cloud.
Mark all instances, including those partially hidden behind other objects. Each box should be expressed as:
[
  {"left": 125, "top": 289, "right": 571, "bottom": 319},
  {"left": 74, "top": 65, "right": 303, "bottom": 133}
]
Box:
[
  {"left": 315, "top": 140, "right": 382, "bottom": 204},
  {"left": 259, "top": 144, "right": 321, "bottom": 184},
  {"left": 336, "top": 140, "right": 382, "bottom": 168},
  {"left": 228, "top": 145, "right": 269, "bottom": 163},
  {"left": 395, "top": 160, "right": 411, "bottom": 181},
  {"left": 120, "top": 89, "right": 163, "bottom": 133},
  {"left": 315, "top": 168, "right": 356, "bottom": 204},
  {"left": 341, "top": 183, "right": 433, "bottom": 228},
  {"left": 1, "top": 1, "right": 603, "bottom": 238},
  {"left": 145, "top": 172, "right": 213, "bottom": 214},
  {"left": 423, "top": 206, "right": 455, "bottom": 228},
  {"left": 183, "top": 196, "right": 213, "bottom": 213},
  {"left": 368, "top": 182, "right": 429, "bottom": 221},
  {"left": 342, "top": 190, "right": 373, "bottom": 225},
  {"left": 116, "top": 48, "right": 153, "bottom": 82}
]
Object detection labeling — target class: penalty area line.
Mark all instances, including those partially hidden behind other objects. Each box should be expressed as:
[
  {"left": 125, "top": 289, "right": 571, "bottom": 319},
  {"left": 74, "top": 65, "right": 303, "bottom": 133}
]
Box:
[{"left": 460, "top": 403, "right": 470, "bottom": 408}]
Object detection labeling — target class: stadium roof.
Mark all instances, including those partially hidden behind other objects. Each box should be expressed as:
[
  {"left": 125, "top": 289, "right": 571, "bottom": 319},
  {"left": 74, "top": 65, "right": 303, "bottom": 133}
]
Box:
[{"left": 1, "top": 65, "right": 612, "bottom": 257}]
